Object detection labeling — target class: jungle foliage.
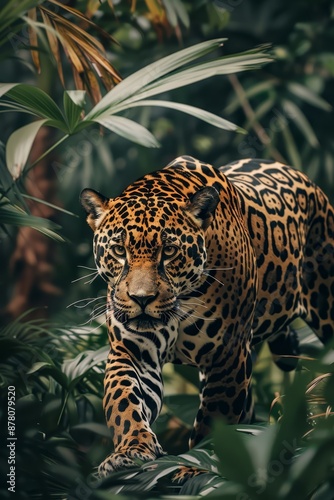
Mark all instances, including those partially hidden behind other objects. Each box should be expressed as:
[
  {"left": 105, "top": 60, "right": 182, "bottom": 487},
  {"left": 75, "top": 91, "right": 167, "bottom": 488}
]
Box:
[{"left": 0, "top": 1, "right": 334, "bottom": 499}]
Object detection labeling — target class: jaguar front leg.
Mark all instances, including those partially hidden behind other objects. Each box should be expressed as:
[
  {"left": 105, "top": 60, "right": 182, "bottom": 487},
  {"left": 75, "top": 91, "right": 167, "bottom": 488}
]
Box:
[
  {"left": 190, "top": 343, "right": 253, "bottom": 448},
  {"left": 172, "top": 342, "right": 253, "bottom": 485},
  {"left": 98, "top": 344, "right": 165, "bottom": 477}
]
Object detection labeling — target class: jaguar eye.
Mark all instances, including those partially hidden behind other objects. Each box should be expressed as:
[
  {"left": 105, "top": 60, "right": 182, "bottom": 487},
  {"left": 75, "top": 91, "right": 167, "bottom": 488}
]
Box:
[
  {"left": 111, "top": 244, "right": 126, "bottom": 259},
  {"left": 163, "top": 245, "right": 178, "bottom": 259}
]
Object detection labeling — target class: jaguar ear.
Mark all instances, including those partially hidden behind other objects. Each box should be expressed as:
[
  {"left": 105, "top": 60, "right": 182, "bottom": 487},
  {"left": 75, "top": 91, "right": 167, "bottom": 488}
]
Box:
[
  {"left": 185, "top": 186, "right": 220, "bottom": 230},
  {"left": 80, "top": 188, "right": 109, "bottom": 230}
]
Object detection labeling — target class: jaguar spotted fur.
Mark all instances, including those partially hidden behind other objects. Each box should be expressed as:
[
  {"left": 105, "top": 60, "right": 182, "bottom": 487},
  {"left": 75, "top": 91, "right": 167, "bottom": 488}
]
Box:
[{"left": 80, "top": 156, "right": 334, "bottom": 478}]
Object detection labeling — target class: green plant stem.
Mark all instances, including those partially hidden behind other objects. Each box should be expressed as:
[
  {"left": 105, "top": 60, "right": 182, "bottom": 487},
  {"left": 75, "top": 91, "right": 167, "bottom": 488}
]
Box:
[
  {"left": 4, "top": 133, "right": 69, "bottom": 199},
  {"left": 25, "top": 133, "right": 69, "bottom": 174},
  {"left": 228, "top": 74, "right": 286, "bottom": 163}
]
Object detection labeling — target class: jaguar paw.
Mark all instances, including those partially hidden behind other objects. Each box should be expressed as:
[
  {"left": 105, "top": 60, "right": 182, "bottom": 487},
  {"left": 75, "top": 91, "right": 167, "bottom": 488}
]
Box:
[
  {"left": 98, "top": 452, "right": 137, "bottom": 477},
  {"left": 98, "top": 445, "right": 164, "bottom": 478},
  {"left": 172, "top": 465, "right": 207, "bottom": 484}
]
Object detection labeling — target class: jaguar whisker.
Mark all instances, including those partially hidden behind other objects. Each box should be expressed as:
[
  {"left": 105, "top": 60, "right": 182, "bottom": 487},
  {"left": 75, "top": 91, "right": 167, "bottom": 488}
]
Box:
[
  {"left": 71, "top": 270, "right": 99, "bottom": 284},
  {"left": 202, "top": 272, "right": 225, "bottom": 287},
  {"left": 67, "top": 296, "right": 106, "bottom": 309}
]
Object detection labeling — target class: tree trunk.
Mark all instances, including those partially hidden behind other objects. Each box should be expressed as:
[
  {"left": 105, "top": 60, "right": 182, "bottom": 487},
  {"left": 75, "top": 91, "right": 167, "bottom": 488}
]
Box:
[{"left": 4, "top": 127, "right": 62, "bottom": 321}]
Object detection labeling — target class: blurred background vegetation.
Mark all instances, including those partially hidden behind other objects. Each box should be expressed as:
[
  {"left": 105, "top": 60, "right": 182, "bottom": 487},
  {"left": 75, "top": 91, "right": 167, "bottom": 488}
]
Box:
[{"left": 0, "top": 0, "right": 333, "bottom": 498}]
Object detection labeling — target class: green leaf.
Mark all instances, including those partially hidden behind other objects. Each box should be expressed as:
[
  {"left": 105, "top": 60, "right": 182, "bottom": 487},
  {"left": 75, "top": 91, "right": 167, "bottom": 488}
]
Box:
[
  {"left": 225, "top": 79, "right": 278, "bottom": 114},
  {"left": 94, "top": 115, "right": 160, "bottom": 148},
  {"left": 164, "top": 0, "right": 178, "bottom": 28},
  {"left": 287, "top": 82, "right": 332, "bottom": 112},
  {"left": 287, "top": 437, "right": 334, "bottom": 499},
  {"left": 164, "top": 0, "right": 190, "bottom": 28},
  {"left": 62, "top": 346, "right": 107, "bottom": 383},
  {"left": 180, "top": 448, "right": 220, "bottom": 471},
  {"left": 6, "top": 118, "right": 48, "bottom": 179},
  {"left": 0, "top": 83, "right": 18, "bottom": 97},
  {"left": 172, "top": 0, "right": 190, "bottom": 28},
  {"left": 6, "top": 84, "right": 65, "bottom": 122},
  {"left": 88, "top": 45, "right": 272, "bottom": 131},
  {"left": 63, "top": 90, "right": 86, "bottom": 132},
  {"left": 70, "top": 422, "right": 111, "bottom": 439},
  {"left": 118, "top": 99, "right": 246, "bottom": 133},
  {"left": 164, "top": 394, "right": 199, "bottom": 427},
  {"left": 244, "top": 97, "right": 276, "bottom": 129},
  {"left": 0, "top": 196, "right": 64, "bottom": 241},
  {"left": 121, "top": 47, "right": 272, "bottom": 108},
  {"left": 213, "top": 421, "right": 256, "bottom": 487},
  {"left": 181, "top": 472, "right": 227, "bottom": 496},
  {"left": 281, "top": 124, "right": 301, "bottom": 168},
  {"left": 270, "top": 374, "right": 308, "bottom": 464},
  {"left": 282, "top": 99, "right": 319, "bottom": 147},
  {"left": 21, "top": 194, "right": 77, "bottom": 217},
  {"left": 27, "top": 361, "right": 68, "bottom": 388},
  {"left": 87, "top": 38, "right": 228, "bottom": 118}
]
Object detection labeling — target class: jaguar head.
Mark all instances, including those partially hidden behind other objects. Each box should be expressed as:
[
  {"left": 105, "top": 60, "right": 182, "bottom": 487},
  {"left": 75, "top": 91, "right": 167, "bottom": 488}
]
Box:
[{"left": 80, "top": 183, "right": 220, "bottom": 330}]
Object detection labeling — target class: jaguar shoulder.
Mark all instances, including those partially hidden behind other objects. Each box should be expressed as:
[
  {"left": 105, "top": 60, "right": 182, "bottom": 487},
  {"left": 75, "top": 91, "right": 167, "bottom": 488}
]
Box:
[{"left": 80, "top": 156, "right": 334, "bottom": 478}]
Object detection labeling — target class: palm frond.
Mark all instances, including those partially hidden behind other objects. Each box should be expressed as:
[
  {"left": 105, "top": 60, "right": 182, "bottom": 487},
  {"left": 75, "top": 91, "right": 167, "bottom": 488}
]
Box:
[{"left": 0, "top": 0, "right": 122, "bottom": 105}]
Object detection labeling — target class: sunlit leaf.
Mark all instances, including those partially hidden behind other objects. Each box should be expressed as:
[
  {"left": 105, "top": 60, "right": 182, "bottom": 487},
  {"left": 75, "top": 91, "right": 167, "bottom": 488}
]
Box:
[
  {"left": 0, "top": 83, "right": 19, "bottom": 97},
  {"left": 89, "top": 44, "right": 272, "bottom": 121},
  {"left": 164, "top": 0, "right": 190, "bottom": 28},
  {"left": 62, "top": 346, "right": 107, "bottom": 382},
  {"left": 6, "top": 119, "right": 48, "bottom": 179},
  {"left": 170, "top": 0, "right": 190, "bottom": 28},
  {"left": 124, "top": 99, "right": 246, "bottom": 133},
  {"left": 87, "top": 38, "right": 228, "bottom": 117},
  {"left": 129, "top": 47, "right": 273, "bottom": 104},
  {"left": 94, "top": 115, "right": 160, "bottom": 148},
  {"left": 57, "top": 24, "right": 85, "bottom": 73}
]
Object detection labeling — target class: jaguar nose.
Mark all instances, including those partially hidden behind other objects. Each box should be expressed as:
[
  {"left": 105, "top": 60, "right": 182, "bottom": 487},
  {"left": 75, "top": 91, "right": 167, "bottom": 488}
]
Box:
[{"left": 128, "top": 292, "right": 158, "bottom": 310}]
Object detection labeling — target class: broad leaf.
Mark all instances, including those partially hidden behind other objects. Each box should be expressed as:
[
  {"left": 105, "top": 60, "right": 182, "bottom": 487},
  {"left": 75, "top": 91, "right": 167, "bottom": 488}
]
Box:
[
  {"left": 6, "top": 119, "right": 48, "bottom": 179},
  {"left": 269, "top": 374, "right": 308, "bottom": 464},
  {"left": 287, "top": 437, "right": 334, "bottom": 499},
  {"left": 213, "top": 421, "right": 256, "bottom": 488},
  {"left": 27, "top": 361, "right": 68, "bottom": 388},
  {"left": 6, "top": 83, "right": 65, "bottom": 121},
  {"left": 0, "top": 83, "right": 18, "bottom": 97},
  {"left": 63, "top": 90, "right": 86, "bottom": 132}
]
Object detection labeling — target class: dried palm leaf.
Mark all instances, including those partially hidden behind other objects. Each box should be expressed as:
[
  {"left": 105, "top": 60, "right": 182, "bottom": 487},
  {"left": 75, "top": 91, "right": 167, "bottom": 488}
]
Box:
[{"left": 27, "top": 0, "right": 121, "bottom": 104}]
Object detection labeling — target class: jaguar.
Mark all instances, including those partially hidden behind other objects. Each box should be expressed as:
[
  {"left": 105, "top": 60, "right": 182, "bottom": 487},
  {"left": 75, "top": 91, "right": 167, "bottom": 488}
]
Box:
[{"left": 80, "top": 156, "right": 334, "bottom": 478}]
